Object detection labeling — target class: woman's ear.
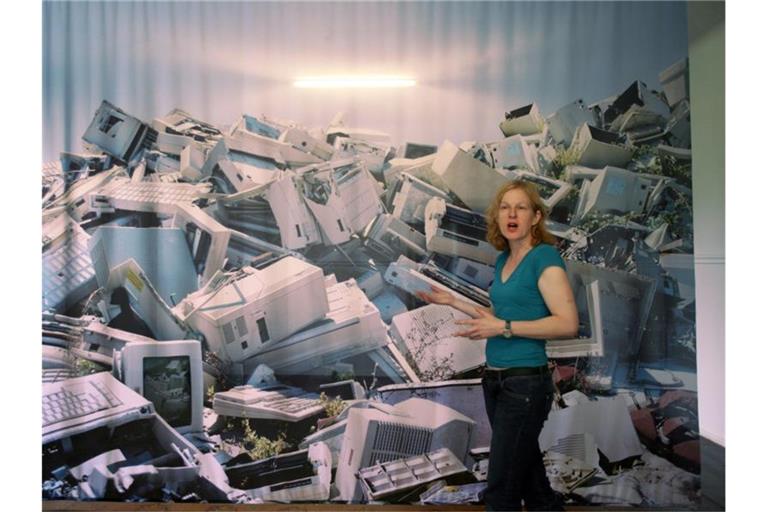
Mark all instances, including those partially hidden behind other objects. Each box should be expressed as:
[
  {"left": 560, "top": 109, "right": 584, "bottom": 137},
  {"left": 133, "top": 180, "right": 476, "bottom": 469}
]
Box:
[{"left": 533, "top": 209, "right": 542, "bottom": 225}]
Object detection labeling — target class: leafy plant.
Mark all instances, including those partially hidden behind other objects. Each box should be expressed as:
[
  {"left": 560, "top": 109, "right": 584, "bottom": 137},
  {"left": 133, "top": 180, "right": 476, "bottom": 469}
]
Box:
[
  {"left": 318, "top": 392, "right": 346, "bottom": 418},
  {"left": 241, "top": 419, "right": 287, "bottom": 460},
  {"left": 74, "top": 357, "right": 99, "bottom": 376},
  {"left": 551, "top": 146, "right": 581, "bottom": 180}
]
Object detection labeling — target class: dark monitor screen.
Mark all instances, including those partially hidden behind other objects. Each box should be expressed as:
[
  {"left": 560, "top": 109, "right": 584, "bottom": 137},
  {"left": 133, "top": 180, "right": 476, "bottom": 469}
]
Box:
[{"left": 143, "top": 356, "right": 192, "bottom": 428}]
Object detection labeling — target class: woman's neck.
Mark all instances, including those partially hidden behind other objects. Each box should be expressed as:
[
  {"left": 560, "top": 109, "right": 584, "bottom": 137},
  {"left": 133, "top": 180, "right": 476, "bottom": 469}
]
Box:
[{"left": 507, "top": 238, "right": 534, "bottom": 260}]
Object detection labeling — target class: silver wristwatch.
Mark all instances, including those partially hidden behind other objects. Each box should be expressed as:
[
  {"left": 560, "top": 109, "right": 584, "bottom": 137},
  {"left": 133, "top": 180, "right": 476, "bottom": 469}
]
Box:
[{"left": 502, "top": 320, "right": 513, "bottom": 338}]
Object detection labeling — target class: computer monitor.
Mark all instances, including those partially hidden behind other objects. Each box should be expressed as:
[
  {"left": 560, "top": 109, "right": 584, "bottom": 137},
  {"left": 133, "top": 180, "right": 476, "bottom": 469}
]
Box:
[
  {"left": 499, "top": 102, "right": 544, "bottom": 136},
  {"left": 570, "top": 123, "right": 633, "bottom": 169},
  {"left": 104, "top": 258, "right": 192, "bottom": 341},
  {"left": 172, "top": 204, "right": 231, "bottom": 285},
  {"left": 114, "top": 339, "right": 204, "bottom": 434},
  {"left": 431, "top": 140, "right": 508, "bottom": 213},
  {"left": 89, "top": 226, "right": 199, "bottom": 308},
  {"left": 335, "top": 398, "right": 475, "bottom": 502},
  {"left": 574, "top": 166, "right": 655, "bottom": 220}
]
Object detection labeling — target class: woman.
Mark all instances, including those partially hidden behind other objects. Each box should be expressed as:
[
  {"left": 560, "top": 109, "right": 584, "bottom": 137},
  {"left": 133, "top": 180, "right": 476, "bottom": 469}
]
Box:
[{"left": 417, "top": 180, "right": 578, "bottom": 511}]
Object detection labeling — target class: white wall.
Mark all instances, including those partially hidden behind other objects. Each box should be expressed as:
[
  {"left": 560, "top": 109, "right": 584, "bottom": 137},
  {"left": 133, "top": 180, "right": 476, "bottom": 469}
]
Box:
[{"left": 688, "top": 1, "right": 725, "bottom": 447}]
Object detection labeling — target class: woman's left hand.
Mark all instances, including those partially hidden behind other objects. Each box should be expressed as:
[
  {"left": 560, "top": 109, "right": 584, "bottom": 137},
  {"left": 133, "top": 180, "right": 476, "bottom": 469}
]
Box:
[{"left": 453, "top": 308, "right": 505, "bottom": 340}]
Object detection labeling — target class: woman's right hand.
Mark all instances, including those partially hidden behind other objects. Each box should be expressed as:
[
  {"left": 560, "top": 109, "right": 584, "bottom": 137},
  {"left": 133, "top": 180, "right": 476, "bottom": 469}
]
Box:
[{"left": 416, "top": 285, "right": 455, "bottom": 307}]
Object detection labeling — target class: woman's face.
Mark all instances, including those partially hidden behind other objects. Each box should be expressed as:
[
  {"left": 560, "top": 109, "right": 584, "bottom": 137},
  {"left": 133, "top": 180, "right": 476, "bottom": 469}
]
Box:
[{"left": 497, "top": 188, "right": 542, "bottom": 244}]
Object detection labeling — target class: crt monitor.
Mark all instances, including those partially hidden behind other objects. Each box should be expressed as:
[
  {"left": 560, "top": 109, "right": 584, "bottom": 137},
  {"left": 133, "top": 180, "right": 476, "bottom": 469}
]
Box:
[{"left": 114, "top": 339, "right": 203, "bottom": 434}]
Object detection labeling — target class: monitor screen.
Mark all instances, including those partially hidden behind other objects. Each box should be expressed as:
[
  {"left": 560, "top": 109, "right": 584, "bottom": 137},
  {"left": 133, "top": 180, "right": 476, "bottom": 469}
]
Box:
[{"left": 143, "top": 355, "right": 192, "bottom": 429}]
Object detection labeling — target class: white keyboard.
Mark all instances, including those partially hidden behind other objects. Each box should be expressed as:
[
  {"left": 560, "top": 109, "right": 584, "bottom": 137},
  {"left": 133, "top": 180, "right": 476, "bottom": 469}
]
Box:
[{"left": 42, "top": 379, "right": 123, "bottom": 427}]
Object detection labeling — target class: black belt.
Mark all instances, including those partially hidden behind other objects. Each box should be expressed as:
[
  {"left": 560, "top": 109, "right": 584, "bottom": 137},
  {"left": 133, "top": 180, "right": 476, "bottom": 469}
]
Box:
[{"left": 483, "top": 365, "right": 549, "bottom": 378}]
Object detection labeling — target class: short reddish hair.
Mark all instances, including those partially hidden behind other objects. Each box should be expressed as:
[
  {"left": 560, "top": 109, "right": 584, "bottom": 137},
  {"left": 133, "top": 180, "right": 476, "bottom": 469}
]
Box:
[{"left": 485, "top": 180, "right": 555, "bottom": 250}]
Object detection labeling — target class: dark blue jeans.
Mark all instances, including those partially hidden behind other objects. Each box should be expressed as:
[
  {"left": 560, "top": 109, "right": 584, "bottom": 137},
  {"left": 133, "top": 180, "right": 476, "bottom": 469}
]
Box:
[{"left": 482, "top": 371, "right": 563, "bottom": 511}]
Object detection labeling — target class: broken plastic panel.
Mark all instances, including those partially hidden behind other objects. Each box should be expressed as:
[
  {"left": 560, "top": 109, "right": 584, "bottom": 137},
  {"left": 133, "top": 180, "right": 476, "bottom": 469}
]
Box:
[
  {"left": 359, "top": 448, "right": 474, "bottom": 503},
  {"left": 152, "top": 108, "right": 222, "bottom": 146},
  {"left": 279, "top": 127, "right": 335, "bottom": 161},
  {"left": 382, "top": 153, "right": 442, "bottom": 190},
  {"left": 83, "top": 100, "right": 158, "bottom": 163},
  {"left": 332, "top": 137, "right": 390, "bottom": 175},
  {"left": 223, "top": 228, "right": 298, "bottom": 271},
  {"left": 180, "top": 143, "right": 207, "bottom": 181},
  {"left": 298, "top": 158, "right": 383, "bottom": 246},
  {"left": 659, "top": 58, "right": 690, "bottom": 109},
  {"left": 666, "top": 100, "right": 691, "bottom": 148},
  {"left": 48, "top": 167, "right": 123, "bottom": 222},
  {"left": 201, "top": 137, "right": 282, "bottom": 191}
]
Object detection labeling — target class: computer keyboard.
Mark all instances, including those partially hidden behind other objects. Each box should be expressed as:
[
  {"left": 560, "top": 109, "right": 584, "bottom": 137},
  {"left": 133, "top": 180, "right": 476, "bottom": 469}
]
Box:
[
  {"left": 213, "top": 385, "right": 324, "bottom": 421},
  {"left": 42, "top": 380, "right": 123, "bottom": 427}
]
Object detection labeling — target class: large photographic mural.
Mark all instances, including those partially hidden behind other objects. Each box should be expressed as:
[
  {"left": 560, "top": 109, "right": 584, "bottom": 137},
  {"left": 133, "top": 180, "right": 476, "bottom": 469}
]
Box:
[{"left": 42, "top": 1, "right": 701, "bottom": 507}]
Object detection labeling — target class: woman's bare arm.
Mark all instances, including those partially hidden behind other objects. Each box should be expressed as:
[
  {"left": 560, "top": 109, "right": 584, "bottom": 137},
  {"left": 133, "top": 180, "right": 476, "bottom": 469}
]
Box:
[{"left": 453, "top": 266, "right": 578, "bottom": 340}]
